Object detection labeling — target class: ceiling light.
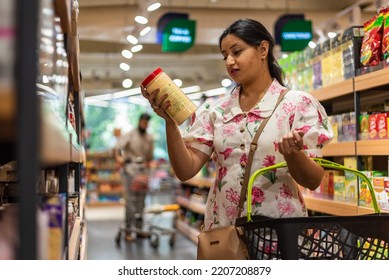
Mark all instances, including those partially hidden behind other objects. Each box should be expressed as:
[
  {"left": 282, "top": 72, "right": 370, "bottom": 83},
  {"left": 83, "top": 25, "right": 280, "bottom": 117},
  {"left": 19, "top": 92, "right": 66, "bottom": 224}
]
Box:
[
  {"left": 131, "top": 44, "right": 143, "bottom": 53},
  {"left": 327, "top": 32, "right": 337, "bottom": 39},
  {"left": 119, "top": 63, "right": 130, "bottom": 71},
  {"left": 221, "top": 78, "right": 232, "bottom": 87},
  {"left": 126, "top": 34, "right": 138, "bottom": 44},
  {"left": 121, "top": 49, "right": 133, "bottom": 59},
  {"left": 135, "top": 15, "right": 148, "bottom": 24},
  {"left": 140, "top": 26, "right": 151, "bottom": 37},
  {"left": 308, "top": 41, "right": 317, "bottom": 48},
  {"left": 147, "top": 2, "right": 161, "bottom": 11},
  {"left": 173, "top": 79, "right": 182, "bottom": 87},
  {"left": 122, "top": 79, "right": 133, "bottom": 88}
]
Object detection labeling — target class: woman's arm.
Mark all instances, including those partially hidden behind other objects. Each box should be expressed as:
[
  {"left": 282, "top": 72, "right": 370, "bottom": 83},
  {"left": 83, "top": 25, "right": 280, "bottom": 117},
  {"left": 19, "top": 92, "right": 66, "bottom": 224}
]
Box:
[
  {"left": 278, "top": 130, "right": 324, "bottom": 190},
  {"left": 165, "top": 121, "right": 210, "bottom": 181},
  {"left": 141, "top": 86, "right": 209, "bottom": 181}
]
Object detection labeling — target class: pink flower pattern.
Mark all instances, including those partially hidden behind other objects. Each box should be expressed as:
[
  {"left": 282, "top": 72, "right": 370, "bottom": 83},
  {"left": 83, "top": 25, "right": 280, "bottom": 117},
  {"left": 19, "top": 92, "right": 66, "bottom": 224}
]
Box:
[
  {"left": 182, "top": 79, "right": 333, "bottom": 229},
  {"left": 252, "top": 186, "right": 265, "bottom": 205},
  {"left": 226, "top": 188, "right": 239, "bottom": 205},
  {"left": 222, "top": 124, "right": 236, "bottom": 136},
  {"left": 219, "top": 147, "right": 234, "bottom": 160}
]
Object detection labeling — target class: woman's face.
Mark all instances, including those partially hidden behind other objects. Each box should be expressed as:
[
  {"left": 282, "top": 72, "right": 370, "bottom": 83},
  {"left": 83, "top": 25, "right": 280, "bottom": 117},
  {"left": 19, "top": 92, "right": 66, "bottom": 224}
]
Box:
[{"left": 220, "top": 34, "right": 267, "bottom": 85}]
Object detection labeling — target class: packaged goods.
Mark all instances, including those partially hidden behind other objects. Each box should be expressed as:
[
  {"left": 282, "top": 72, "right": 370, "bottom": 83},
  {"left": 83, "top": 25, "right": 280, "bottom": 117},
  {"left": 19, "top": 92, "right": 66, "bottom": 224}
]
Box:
[
  {"left": 360, "top": 10, "right": 384, "bottom": 67},
  {"left": 312, "top": 43, "right": 322, "bottom": 89},
  {"left": 342, "top": 26, "right": 364, "bottom": 79},
  {"left": 321, "top": 39, "right": 332, "bottom": 87},
  {"left": 331, "top": 33, "right": 344, "bottom": 84},
  {"left": 141, "top": 67, "right": 197, "bottom": 125}
]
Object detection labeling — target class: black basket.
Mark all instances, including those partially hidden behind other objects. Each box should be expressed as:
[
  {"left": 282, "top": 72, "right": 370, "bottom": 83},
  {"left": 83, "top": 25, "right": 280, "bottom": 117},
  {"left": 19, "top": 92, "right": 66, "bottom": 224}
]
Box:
[
  {"left": 237, "top": 214, "right": 389, "bottom": 259},
  {"left": 237, "top": 158, "right": 389, "bottom": 260}
]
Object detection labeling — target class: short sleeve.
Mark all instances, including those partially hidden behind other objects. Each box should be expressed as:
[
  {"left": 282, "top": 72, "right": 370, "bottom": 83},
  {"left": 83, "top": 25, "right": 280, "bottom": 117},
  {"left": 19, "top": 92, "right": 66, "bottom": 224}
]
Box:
[
  {"left": 290, "top": 92, "right": 334, "bottom": 157},
  {"left": 182, "top": 102, "right": 215, "bottom": 157}
]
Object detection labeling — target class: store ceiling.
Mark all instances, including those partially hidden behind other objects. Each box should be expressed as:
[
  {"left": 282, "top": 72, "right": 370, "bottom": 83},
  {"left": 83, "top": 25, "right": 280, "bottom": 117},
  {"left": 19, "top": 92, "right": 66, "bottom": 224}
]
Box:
[{"left": 78, "top": 0, "right": 377, "bottom": 99}]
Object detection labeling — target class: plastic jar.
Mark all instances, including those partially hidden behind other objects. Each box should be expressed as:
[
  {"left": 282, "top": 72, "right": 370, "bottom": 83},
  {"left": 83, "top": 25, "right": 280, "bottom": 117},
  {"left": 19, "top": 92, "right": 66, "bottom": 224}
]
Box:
[{"left": 141, "top": 67, "right": 197, "bottom": 125}]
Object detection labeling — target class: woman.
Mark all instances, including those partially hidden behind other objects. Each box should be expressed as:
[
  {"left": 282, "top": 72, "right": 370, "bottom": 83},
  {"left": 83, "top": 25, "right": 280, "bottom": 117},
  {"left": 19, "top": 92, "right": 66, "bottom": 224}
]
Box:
[{"left": 141, "top": 18, "right": 333, "bottom": 230}]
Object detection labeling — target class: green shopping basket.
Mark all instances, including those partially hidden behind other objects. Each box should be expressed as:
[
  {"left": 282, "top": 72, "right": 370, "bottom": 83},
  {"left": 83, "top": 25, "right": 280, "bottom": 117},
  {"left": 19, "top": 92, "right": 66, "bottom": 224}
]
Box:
[{"left": 236, "top": 158, "right": 389, "bottom": 260}]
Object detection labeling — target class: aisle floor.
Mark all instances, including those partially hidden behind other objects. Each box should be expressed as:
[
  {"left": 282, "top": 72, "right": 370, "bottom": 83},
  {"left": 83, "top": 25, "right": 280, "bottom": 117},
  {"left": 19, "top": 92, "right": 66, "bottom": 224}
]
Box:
[{"left": 85, "top": 199, "right": 197, "bottom": 260}]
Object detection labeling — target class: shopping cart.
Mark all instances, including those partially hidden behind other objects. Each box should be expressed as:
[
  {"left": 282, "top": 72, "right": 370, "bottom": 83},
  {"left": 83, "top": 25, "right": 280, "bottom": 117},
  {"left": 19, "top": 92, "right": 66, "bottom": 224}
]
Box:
[
  {"left": 236, "top": 158, "right": 389, "bottom": 260},
  {"left": 115, "top": 164, "right": 180, "bottom": 249}
]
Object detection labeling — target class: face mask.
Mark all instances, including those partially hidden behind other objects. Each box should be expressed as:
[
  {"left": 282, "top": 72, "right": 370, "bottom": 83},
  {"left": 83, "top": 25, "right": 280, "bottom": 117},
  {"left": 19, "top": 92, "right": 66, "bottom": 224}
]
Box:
[{"left": 138, "top": 126, "right": 146, "bottom": 135}]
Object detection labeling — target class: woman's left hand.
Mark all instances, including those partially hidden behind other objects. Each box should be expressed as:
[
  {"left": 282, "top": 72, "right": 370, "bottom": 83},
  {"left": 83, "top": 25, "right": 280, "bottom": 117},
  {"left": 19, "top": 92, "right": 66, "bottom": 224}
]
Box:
[{"left": 278, "top": 130, "right": 304, "bottom": 156}]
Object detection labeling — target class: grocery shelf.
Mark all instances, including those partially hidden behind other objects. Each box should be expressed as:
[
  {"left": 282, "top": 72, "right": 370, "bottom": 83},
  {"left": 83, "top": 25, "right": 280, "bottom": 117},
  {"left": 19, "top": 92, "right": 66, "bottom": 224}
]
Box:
[
  {"left": 355, "top": 67, "right": 389, "bottom": 92},
  {"left": 68, "top": 217, "right": 81, "bottom": 260},
  {"left": 40, "top": 116, "right": 71, "bottom": 166},
  {"left": 322, "top": 141, "right": 356, "bottom": 156},
  {"left": 304, "top": 195, "right": 358, "bottom": 216},
  {"left": 79, "top": 222, "right": 88, "bottom": 260},
  {"left": 176, "top": 196, "right": 206, "bottom": 214},
  {"left": 175, "top": 219, "right": 199, "bottom": 244},
  {"left": 356, "top": 139, "right": 389, "bottom": 155},
  {"left": 310, "top": 79, "right": 354, "bottom": 101}
]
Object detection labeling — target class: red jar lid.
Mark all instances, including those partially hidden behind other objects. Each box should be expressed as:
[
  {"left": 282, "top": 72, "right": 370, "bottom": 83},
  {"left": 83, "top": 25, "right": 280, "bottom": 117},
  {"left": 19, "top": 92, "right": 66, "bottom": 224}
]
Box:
[{"left": 141, "top": 67, "right": 163, "bottom": 87}]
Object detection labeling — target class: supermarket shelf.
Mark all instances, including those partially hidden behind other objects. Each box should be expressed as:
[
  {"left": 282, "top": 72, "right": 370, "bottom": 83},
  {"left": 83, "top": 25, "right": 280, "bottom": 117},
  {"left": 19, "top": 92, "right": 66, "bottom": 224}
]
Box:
[
  {"left": 310, "top": 79, "right": 353, "bottom": 101},
  {"left": 175, "top": 219, "right": 199, "bottom": 244},
  {"left": 183, "top": 177, "right": 213, "bottom": 189},
  {"left": 68, "top": 217, "right": 81, "bottom": 260},
  {"left": 355, "top": 67, "right": 389, "bottom": 92},
  {"left": 40, "top": 117, "right": 71, "bottom": 166},
  {"left": 80, "top": 222, "right": 88, "bottom": 260},
  {"left": 304, "top": 195, "right": 358, "bottom": 216},
  {"left": 356, "top": 140, "right": 389, "bottom": 155},
  {"left": 79, "top": 188, "right": 87, "bottom": 220},
  {"left": 322, "top": 141, "right": 356, "bottom": 156},
  {"left": 176, "top": 196, "right": 206, "bottom": 214}
]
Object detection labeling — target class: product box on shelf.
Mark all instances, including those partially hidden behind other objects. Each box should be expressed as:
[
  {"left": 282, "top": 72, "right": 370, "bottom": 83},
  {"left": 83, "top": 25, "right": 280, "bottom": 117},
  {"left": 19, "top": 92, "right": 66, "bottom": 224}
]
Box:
[
  {"left": 359, "top": 170, "right": 387, "bottom": 208},
  {"left": 312, "top": 43, "right": 322, "bottom": 90},
  {"left": 371, "top": 177, "right": 389, "bottom": 211},
  {"left": 321, "top": 39, "right": 332, "bottom": 87},
  {"left": 343, "top": 157, "right": 358, "bottom": 203},
  {"left": 341, "top": 25, "right": 364, "bottom": 80},
  {"left": 42, "top": 194, "right": 66, "bottom": 260},
  {"left": 333, "top": 175, "right": 346, "bottom": 201},
  {"left": 331, "top": 33, "right": 344, "bottom": 84},
  {"left": 359, "top": 112, "right": 370, "bottom": 140},
  {"left": 341, "top": 112, "right": 356, "bottom": 142}
]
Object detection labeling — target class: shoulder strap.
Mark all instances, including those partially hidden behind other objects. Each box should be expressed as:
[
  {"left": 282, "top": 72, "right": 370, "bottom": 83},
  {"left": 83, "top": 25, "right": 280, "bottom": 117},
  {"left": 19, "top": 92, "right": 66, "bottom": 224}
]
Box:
[{"left": 237, "top": 89, "right": 289, "bottom": 218}]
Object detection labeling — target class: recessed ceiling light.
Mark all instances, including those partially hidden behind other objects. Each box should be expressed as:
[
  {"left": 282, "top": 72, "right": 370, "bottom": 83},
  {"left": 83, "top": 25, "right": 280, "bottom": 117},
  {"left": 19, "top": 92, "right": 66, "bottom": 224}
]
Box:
[
  {"left": 126, "top": 35, "right": 138, "bottom": 45},
  {"left": 121, "top": 49, "right": 133, "bottom": 59},
  {"left": 119, "top": 63, "right": 130, "bottom": 71},
  {"left": 131, "top": 45, "right": 143, "bottom": 53},
  {"left": 135, "top": 16, "right": 148, "bottom": 24},
  {"left": 147, "top": 2, "right": 161, "bottom": 12},
  {"left": 122, "top": 79, "right": 133, "bottom": 88}
]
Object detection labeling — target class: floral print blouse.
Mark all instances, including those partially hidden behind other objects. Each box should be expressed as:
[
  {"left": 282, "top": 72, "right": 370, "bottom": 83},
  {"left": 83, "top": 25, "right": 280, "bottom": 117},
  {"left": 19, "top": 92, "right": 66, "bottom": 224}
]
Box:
[{"left": 182, "top": 79, "right": 333, "bottom": 230}]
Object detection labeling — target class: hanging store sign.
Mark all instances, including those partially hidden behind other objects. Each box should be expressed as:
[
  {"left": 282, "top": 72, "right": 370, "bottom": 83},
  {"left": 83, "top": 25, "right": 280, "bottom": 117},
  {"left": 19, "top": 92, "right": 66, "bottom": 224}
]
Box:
[
  {"left": 280, "top": 19, "right": 312, "bottom": 52},
  {"left": 161, "top": 19, "right": 196, "bottom": 52}
]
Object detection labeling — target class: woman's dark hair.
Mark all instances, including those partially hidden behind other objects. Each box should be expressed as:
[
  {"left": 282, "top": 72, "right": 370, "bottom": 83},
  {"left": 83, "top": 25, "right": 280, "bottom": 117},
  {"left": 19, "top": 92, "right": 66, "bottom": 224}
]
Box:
[{"left": 219, "top": 18, "right": 285, "bottom": 86}]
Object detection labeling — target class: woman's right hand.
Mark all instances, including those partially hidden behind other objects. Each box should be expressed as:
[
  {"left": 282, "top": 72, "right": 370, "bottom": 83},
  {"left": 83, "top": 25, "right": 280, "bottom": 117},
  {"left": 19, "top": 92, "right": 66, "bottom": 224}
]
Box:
[{"left": 140, "top": 86, "right": 175, "bottom": 124}]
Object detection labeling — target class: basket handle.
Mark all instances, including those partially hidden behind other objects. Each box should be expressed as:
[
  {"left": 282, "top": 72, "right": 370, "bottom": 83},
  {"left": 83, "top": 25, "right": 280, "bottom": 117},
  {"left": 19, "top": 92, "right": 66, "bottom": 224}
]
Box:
[{"left": 246, "top": 158, "right": 380, "bottom": 222}]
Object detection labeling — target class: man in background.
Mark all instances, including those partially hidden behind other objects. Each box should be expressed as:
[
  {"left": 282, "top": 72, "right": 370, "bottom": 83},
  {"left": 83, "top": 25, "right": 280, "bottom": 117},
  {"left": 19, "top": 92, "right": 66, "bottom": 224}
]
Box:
[{"left": 114, "top": 113, "right": 154, "bottom": 241}]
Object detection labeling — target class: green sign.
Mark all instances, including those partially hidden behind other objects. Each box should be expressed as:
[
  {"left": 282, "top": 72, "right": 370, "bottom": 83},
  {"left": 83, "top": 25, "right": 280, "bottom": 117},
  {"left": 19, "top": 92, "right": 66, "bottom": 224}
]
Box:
[
  {"left": 281, "top": 19, "right": 312, "bottom": 52},
  {"left": 162, "top": 19, "right": 196, "bottom": 52}
]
